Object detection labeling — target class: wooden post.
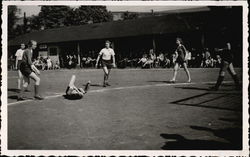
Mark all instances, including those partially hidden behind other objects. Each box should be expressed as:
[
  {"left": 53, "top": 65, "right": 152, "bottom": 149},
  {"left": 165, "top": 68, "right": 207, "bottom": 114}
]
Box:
[
  {"left": 152, "top": 36, "right": 156, "bottom": 53},
  {"left": 77, "top": 42, "right": 80, "bottom": 66}
]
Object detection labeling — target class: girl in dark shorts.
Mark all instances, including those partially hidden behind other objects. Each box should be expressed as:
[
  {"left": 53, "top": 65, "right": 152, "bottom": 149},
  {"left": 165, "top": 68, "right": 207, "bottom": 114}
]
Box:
[
  {"left": 210, "top": 42, "right": 240, "bottom": 90},
  {"left": 65, "top": 75, "right": 91, "bottom": 100},
  {"left": 95, "top": 40, "right": 116, "bottom": 87},
  {"left": 18, "top": 40, "right": 44, "bottom": 100},
  {"left": 170, "top": 38, "right": 191, "bottom": 83}
]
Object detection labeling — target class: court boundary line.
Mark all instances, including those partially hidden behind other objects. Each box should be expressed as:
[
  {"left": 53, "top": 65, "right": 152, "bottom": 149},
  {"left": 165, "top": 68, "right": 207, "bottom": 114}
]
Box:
[{"left": 8, "top": 81, "right": 235, "bottom": 106}]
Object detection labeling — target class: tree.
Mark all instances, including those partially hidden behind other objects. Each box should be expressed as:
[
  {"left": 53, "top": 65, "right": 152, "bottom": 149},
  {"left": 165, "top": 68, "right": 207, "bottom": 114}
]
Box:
[
  {"left": 122, "top": 11, "right": 139, "bottom": 20},
  {"left": 37, "top": 6, "right": 71, "bottom": 29},
  {"left": 64, "top": 6, "right": 113, "bottom": 26},
  {"left": 8, "top": 6, "right": 20, "bottom": 39}
]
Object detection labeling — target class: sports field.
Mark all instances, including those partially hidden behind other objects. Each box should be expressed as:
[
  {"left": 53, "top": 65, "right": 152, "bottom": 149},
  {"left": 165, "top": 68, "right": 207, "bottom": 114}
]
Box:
[{"left": 7, "top": 68, "right": 242, "bottom": 150}]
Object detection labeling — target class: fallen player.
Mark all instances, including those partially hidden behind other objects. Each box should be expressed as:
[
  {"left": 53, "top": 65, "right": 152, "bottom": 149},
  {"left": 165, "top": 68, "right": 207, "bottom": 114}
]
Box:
[{"left": 65, "top": 75, "right": 91, "bottom": 100}]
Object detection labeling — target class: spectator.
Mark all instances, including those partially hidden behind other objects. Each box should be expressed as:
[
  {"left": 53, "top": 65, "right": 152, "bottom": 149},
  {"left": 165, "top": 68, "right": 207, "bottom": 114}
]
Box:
[
  {"left": 138, "top": 54, "right": 148, "bottom": 68},
  {"left": 47, "top": 57, "right": 52, "bottom": 70}
]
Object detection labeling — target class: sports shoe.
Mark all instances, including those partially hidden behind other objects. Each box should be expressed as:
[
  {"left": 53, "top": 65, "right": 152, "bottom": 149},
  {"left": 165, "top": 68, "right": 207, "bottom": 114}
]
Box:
[
  {"left": 105, "top": 82, "right": 111, "bottom": 86},
  {"left": 34, "top": 95, "right": 44, "bottom": 100},
  {"left": 24, "top": 89, "right": 31, "bottom": 92},
  {"left": 84, "top": 81, "right": 91, "bottom": 93},
  {"left": 17, "top": 96, "right": 26, "bottom": 101},
  {"left": 209, "top": 86, "right": 218, "bottom": 91},
  {"left": 169, "top": 79, "right": 176, "bottom": 83}
]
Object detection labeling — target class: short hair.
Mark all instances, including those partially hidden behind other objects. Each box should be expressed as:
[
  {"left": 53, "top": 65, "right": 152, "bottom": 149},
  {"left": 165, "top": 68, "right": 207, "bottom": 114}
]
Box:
[
  {"left": 27, "top": 40, "right": 37, "bottom": 47},
  {"left": 105, "top": 40, "right": 111, "bottom": 44},
  {"left": 176, "top": 37, "right": 183, "bottom": 44}
]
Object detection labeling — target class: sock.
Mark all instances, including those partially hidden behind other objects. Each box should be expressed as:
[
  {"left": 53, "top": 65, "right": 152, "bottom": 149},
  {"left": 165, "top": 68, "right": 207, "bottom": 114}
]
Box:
[
  {"left": 232, "top": 74, "right": 240, "bottom": 87},
  {"left": 214, "top": 76, "right": 224, "bottom": 89}
]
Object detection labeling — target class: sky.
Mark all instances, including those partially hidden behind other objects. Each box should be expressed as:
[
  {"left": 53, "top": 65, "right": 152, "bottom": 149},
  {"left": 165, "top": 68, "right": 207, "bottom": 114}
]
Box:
[{"left": 17, "top": 5, "right": 208, "bottom": 17}]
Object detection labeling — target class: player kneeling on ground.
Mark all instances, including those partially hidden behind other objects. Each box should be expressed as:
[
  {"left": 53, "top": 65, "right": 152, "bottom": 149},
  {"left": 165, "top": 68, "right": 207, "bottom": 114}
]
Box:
[{"left": 65, "top": 75, "right": 91, "bottom": 100}]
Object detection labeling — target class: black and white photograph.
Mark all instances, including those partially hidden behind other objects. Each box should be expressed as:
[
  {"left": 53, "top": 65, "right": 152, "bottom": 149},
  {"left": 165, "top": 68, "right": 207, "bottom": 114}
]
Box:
[{"left": 1, "top": 1, "right": 249, "bottom": 156}]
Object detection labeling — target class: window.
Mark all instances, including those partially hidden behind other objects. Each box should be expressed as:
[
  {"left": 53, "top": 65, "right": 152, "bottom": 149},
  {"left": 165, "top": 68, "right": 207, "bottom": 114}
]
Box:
[{"left": 49, "top": 47, "right": 57, "bottom": 56}]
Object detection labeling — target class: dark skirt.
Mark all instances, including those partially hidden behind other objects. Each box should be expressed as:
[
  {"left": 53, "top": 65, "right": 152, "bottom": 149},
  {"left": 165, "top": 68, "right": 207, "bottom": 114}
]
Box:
[
  {"left": 20, "top": 62, "right": 32, "bottom": 77},
  {"left": 176, "top": 56, "right": 186, "bottom": 65},
  {"left": 102, "top": 59, "right": 113, "bottom": 69}
]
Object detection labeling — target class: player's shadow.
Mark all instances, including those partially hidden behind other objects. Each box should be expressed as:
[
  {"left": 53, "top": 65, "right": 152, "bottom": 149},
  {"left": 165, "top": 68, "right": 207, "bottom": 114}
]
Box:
[
  {"left": 219, "top": 117, "right": 242, "bottom": 124},
  {"left": 8, "top": 88, "right": 20, "bottom": 92},
  {"left": 190, "top": 125, "right": 242, "bottom": 149},
  {"left": 62, "top": 94, "right": 82, "bottom": 100},
  {"left": 8, "top": 95, "right": 18, "bottom": 99},
  {"left": 147, "top": 81, "right": 173, "bottom": 84},
  {"left": 175, "top": 86, "right": 238, "bottom": 92},
  {"left": 175, "top": 86, "right": 209, "bottom": 91},
  {"left": 160, "top": 133, "right": 232, "bottom": 150},
  {"left": 89, "top": 84, "right": 103, "bottom": 87}
]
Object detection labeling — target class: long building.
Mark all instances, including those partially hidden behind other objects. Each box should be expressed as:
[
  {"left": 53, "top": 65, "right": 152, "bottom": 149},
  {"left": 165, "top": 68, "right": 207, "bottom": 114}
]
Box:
[{"left": 8, "top": 6, "right": 242, "bottom": 67}]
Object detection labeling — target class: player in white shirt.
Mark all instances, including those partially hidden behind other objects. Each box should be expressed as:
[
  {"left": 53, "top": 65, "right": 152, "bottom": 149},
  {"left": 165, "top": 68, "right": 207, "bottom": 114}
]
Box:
[
  {"left": 95, "top": 40, "right": 116, "bottom": 87},
  {"left": 15, "top": 43, "right": 26, "bottom": 91}
]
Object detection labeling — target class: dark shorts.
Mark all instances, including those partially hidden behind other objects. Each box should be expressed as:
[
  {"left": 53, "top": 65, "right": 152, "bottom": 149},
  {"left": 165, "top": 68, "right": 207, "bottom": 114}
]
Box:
[
  {"left": 176, "top": 56, "right": 186, "bottom": 65},
  {"left": 20, "top": 62, "right": 32, "bottom": 77},
  {"left": 222, "top": 58, "right": 233, "bottom": 64},
  {"left": 65, "top": 86, "right": 83, "bottom": 100},
  {"left": 102, "top": 59, "right": 113, "bottom": 69},
  {"left": 17, "top": 60, "right": 22, "bottom": 70}
]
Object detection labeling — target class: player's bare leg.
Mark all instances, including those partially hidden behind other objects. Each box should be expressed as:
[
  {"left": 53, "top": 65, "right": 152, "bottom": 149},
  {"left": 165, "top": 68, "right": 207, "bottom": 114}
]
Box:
[
  {"left": 29, "top": 72, "right": 44, "bottom": 100},
  {"left": 211, "top": 61, "right": 229, "bottom": 91},
  {"left": 17, "top": 75, "right": 29, "bottom": 101},
  {"left": 105, "top": 69, "right": 111, "bottom": 86},
  {"left": 228, "top": 63, "right": 240, "bottom": 90},
  {"left": 17, "top": 70, "right": 23, "bottom": 91},
  {"left": 183, "top": 62, "right": 191, "bottom": 83},
  {"left": 68, "top": 75, "right": 76, "bottom": 88},
  {"left": 170, "top": 63, "right": 179, "bottom": 83},
  {"left": 102, "top": 66, "right": 109, "bottom": 87}
]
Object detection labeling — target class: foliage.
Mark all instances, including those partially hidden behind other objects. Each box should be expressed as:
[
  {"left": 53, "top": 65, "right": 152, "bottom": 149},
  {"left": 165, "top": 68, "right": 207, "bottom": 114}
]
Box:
[
  {"left": 122, "top": 11, "right": 139, "bottom": 20},
  {"left": 8, "top": 6, "right": 20, "bottom": 39}
]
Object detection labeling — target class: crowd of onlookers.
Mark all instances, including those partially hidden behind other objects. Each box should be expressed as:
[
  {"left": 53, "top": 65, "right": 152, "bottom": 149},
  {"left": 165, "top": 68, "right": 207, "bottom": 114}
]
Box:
[
  {"left": 116, "top": 48, "right": 223, "bottom": 69},
  {"left": 8, "top": 48, "right": 225, "bottom": 70},
  {"left": 33, "top": 56, "right": 60, "bottom": 70}
]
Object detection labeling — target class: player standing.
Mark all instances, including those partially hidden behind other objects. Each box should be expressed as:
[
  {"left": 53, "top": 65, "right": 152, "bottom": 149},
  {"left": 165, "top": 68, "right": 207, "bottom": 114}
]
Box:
[
  {"left": 15, "top": 43, "right": 25, "bottom": 91},
  {"left": 170, "top": 38, "right": 191, "bottom": 83},
  {"left": 210, "top": 42, "right": 240, "bottom": 90},
  {"left": 95, "top": 40, "right": 116, "bottom": 87},
  {"left": 18, "top": 40, "right": 44, "bottom": 100}
]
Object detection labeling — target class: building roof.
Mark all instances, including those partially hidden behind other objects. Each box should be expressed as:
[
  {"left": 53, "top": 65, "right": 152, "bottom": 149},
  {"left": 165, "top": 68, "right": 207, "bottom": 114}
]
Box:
[{"left": 7, "top": 11, "right": 213, "bottom": 46}]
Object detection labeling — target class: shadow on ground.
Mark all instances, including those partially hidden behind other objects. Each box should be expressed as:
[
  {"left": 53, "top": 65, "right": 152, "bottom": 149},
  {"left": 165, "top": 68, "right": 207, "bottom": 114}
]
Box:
[
  {"left": 8, "top": 95, "right": 18, "bottom": 100},
  {"left": 147, "top": 80, "right": 174, "bottom": 84},
  {"left": 8, "top": 88, "right": 19, "bottom": 92},
  {"left": 160, "top": 126, "right": 242, "bottom": 150}
]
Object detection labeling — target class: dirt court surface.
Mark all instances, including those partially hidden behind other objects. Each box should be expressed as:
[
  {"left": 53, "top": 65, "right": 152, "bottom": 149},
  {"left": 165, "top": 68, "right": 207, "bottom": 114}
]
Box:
[{"left": 7, "top": 68, "right": 242, "bottom": 150}]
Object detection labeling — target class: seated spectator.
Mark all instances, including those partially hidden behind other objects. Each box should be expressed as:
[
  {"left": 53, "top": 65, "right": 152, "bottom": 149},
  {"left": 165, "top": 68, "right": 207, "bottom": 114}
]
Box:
[
  {"left": 215, "top": 54, "right": 222, "bottom": 67},
  {"left": 54, "top": 61, "right": 60, "bottom": 69},
  {"left": 33, "top": 57, "right": 43, "bottom": 69},
  {"left": 138, "top": 54, "right": 148, "bottom": 68},
  {"left": 164, "top": 57, "right": 171, "bottom": 68},
  {"left": 156, "top": 53, "right": 165, "bottom": 68}
]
